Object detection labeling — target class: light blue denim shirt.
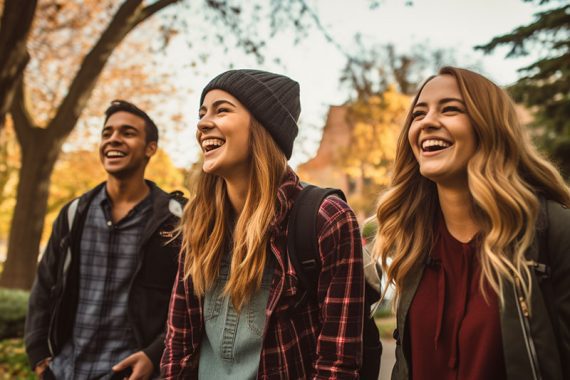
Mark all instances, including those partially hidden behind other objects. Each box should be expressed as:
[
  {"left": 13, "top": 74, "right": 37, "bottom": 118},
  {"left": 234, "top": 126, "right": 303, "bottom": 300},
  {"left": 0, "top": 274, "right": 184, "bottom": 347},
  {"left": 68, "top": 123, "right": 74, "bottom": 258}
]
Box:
[{"left": 198, "top": 251, "right": 273, "bottom": 379}]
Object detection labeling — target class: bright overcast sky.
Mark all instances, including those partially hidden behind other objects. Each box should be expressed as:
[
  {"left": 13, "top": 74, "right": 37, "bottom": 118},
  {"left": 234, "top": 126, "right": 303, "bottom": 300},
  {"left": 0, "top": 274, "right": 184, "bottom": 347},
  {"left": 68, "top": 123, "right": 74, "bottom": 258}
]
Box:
[{"left": 157, "top": 0, "right": 542, "bottom": 168}]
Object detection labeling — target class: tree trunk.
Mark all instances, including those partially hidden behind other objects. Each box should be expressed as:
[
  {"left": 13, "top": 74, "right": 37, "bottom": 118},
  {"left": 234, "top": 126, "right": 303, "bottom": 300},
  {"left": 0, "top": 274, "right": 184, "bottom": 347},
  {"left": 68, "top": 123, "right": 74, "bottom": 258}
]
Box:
[
  {"left": 0, "top": 131, "right": 61, "bottom": 289},
  {"left": 0, "top": 0, "right": 179, "bottom": 289},
  {"left": 0, "top": 0, "right": 37, "bottom": 131}
]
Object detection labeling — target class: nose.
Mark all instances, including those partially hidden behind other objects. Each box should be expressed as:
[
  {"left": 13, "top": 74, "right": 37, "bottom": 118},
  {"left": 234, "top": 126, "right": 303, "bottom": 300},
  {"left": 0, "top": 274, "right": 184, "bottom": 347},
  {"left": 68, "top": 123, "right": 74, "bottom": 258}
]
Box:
[
  {"left": 417, "top": 111, "right": 441, "bottom": 131},
  {"left": 197, "top": 117, "right": 214, "bottom": 133},
  {"left": 105, "top": 130, "right": 122, "bottom": 145}
]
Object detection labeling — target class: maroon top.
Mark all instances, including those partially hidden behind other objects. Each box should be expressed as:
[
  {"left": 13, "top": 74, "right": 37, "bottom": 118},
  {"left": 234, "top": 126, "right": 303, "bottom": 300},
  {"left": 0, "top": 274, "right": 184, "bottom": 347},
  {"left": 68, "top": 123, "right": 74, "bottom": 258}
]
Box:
[{"left": 408, "top": 219, "right": 506, "bottom": 380}]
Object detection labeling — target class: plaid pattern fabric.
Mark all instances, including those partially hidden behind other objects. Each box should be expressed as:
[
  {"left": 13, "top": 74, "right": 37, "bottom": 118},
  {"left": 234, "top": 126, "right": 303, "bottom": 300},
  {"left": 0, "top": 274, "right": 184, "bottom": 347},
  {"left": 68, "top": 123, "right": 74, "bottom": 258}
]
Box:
[
  {"left": 50, "top": 187, "right": 152, "bottom": 379},
  {"left": 161, "top": 169, "right": 365, "bottom": 379}
]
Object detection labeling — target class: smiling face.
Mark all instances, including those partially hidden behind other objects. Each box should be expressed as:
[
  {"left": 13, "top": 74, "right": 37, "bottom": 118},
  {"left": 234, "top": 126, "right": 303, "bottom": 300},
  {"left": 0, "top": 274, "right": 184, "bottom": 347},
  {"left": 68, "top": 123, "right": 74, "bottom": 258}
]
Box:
[
  {"left": 99, "top": 111, "right": 156, "bottom": 179},
  {"left": 197, "top": 89, "right": 252, "bottom": 180},
  {"left": 408, "top": 75, "right": 477, "bottom": 187}
]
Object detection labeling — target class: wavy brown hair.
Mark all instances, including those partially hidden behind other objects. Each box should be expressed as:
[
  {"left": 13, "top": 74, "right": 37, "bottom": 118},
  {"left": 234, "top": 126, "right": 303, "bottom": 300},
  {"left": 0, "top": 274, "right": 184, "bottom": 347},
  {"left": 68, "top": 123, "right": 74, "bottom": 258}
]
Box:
[
  {"left": 180, "top": 119, "right": 287, "bottom": 311},
  {"left": 374, "top": 66, "right": 570, "bottom": 307}
]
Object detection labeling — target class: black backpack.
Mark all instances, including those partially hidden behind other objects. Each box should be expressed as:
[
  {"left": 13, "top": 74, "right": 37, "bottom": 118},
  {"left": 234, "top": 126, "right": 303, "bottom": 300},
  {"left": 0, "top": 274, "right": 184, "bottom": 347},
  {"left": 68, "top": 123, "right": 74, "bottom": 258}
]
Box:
[{"left": 287, "top": 184, "right": 382, "bottom": 379}]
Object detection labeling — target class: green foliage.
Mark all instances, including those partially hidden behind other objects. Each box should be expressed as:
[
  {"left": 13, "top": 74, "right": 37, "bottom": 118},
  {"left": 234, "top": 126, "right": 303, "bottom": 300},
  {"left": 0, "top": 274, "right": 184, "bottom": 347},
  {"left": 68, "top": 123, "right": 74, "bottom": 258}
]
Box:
[
  {"left": 0, "top": 288, "right": 29, "bottom": 340},
  {"left": 374, "top": 316, "right": 396, "bottom": 339},
  {"left": 476, "top": 1, "right": 570, "bottom": 177},
  {"left": 0, "top": 338, "right": 33, "bottom": 380},
  {"left": 362, "top": 219, "right": 378, "bottom": 243}
]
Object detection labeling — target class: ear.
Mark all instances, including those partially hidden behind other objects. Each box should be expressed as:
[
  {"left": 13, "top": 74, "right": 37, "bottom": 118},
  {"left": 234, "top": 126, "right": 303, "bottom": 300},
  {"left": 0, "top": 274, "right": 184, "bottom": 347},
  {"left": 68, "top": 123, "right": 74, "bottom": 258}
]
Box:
[{"left": 145, "top": 141, "right": 158, "bottom": 158}]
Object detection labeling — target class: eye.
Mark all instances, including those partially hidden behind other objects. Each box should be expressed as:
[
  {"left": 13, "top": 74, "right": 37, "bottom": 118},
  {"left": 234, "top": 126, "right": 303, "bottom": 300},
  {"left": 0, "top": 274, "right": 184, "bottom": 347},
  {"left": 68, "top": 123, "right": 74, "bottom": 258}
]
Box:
[
  {"left": 217, "top": 107, "right": 230, "bottom": 114},
  {"left": 442, "top": 105, "right": 463, "bottom": 114},
  {"left": 411, "top": 110, "right": 425, "bottom": 120},
  {"left": 198, "top": 112, "right": 205, "bottom": 119}
]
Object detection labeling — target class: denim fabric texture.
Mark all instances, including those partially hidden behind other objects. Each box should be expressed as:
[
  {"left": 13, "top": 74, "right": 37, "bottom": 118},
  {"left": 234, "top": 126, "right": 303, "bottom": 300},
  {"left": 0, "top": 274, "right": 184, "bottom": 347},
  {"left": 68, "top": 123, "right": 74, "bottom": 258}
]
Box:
[{"left": 198, "top": 251, "right": 273, "bottom": 379}]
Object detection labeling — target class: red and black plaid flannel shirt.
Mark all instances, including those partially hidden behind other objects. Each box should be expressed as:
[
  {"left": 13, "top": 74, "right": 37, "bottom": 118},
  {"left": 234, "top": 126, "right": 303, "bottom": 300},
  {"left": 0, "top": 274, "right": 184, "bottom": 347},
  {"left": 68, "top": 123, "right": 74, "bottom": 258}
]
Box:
[{"left": 161, "top": 169, "right": 365, "bottom": 379}]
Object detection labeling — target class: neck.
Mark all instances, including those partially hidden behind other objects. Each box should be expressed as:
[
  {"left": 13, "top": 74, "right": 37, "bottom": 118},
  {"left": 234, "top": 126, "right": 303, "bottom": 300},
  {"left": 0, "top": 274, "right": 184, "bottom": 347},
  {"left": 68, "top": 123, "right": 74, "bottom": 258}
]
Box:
[
  {"left": 105, "top": 175, "right": 150, "bottom": 205},
  {"left": 225, "top": 174, "right": 250, "bottom": 216},
  {"left": 437, "top": 182, "right": 479, "bottom": 243}
]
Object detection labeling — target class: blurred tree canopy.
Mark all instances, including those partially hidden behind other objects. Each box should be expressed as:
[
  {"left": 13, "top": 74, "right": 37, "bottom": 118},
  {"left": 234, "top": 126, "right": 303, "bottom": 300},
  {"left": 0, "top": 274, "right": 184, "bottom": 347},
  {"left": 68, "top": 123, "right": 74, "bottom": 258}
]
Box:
[
  {"left": 0, "top": 0, "right": 333, "bottom": 289},
  {"left": 476, "top": 0, "right": 570, "bottom": 177},
  {"left": 341, "top": 36, "right": 458, "bottom": 97},
  {"left": 340, "top": 86, "right": 409, "bottom": 215}
]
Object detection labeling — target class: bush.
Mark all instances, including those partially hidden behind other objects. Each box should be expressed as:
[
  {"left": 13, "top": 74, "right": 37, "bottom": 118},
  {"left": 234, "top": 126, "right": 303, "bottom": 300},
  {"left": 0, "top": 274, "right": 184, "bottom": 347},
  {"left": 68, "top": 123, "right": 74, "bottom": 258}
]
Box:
[
  {"left": 361, "top": 219, "right": 378, "bottom": 243},
  {"left": 374, "top": 299, "right": 394, "bottom": 319},
  {"left": 374, "top": 316, "right": 396, "bottom": 339},
  {"left": 0, "top": 288, "right": 29, "bottom": 340},
  {"left": 0, "top": 338, "right": 33, "bottom": 379}
]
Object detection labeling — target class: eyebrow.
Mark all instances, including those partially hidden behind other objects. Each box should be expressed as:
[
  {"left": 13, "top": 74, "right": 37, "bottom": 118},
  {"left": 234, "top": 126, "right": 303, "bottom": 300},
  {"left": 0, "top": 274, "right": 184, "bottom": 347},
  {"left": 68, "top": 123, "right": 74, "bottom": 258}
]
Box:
[
  {"left": 102, "top": 124, "right": 138, "bottom": 132},
  {"left": 199, "top": 99, "right": 237, "bottom": 113},
  {"left": 414, "top": 97, "right": 465, "bottom": 108}
]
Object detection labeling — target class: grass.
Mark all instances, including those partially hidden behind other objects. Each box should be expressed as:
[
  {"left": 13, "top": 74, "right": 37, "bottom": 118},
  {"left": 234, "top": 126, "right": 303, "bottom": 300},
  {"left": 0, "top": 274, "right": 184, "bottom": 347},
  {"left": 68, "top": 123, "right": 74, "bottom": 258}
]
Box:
[{"left": 0, "top": 338, "right": 33, "bottom": 380}]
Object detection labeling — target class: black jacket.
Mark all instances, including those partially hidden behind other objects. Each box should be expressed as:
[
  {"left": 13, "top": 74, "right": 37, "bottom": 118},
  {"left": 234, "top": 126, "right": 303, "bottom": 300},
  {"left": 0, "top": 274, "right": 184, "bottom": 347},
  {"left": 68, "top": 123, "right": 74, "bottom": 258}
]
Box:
[
  {"left": 392, "top": 200, "right": 570, "bottom": 380},
  {"left": 24, "top": 181, "right": 183, "bottom": 371}
]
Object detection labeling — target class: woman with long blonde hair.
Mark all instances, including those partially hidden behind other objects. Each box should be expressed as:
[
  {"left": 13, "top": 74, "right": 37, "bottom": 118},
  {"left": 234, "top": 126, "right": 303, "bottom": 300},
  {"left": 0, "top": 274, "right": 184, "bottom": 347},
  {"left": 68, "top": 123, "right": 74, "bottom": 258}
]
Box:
[
  {"left": 374, "top": 66, "right": 570, "bottom": 380},
  {"left": 160, "top": 69, "right": 366, "bottom": 379}
]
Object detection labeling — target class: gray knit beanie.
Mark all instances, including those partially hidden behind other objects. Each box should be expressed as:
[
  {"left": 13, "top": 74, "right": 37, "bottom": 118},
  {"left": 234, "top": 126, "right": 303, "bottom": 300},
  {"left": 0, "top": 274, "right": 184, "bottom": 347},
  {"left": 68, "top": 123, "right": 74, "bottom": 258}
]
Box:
[{"left": 200, "top": 69, "right": 300, "bottom": 159}]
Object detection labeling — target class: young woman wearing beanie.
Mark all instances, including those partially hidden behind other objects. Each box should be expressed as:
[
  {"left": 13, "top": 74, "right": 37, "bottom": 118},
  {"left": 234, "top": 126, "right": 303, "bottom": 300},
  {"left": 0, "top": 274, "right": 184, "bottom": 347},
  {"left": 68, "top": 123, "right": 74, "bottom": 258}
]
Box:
[
  {"left": 161, "top": 69, "right": 366, "bottom": 379},
  {"left": 373, "top": 66, "right": 570, "bottom": 380}
]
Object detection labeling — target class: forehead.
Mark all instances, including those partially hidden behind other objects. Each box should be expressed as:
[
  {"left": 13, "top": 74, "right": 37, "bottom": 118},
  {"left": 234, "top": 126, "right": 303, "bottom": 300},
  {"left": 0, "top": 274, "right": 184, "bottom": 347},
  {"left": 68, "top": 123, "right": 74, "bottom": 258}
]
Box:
[
  {"left": 416, "top": 75, "right": 462, "bottom": 104},
  {"left": 104, "top": 111, "right": 146, "bottom": 130},
  {"left": 201, "top": 89, "right": 244, "bottom": 108}
]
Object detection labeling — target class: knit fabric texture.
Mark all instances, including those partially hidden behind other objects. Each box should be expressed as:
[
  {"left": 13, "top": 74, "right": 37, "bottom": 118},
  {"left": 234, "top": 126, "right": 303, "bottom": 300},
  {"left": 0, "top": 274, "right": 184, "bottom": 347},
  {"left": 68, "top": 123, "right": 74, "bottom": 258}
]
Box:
[{"left": 200, "top": 69, "right": 300, "bottom": 159}]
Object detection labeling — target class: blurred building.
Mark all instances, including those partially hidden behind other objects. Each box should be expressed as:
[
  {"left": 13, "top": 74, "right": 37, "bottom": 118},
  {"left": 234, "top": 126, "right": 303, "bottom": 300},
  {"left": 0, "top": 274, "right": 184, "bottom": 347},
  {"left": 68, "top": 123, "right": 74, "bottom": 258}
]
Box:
[
  {"left": 298, "top": 102, "right": 535, "bottom": 222},
  {"left": 297, "top": 105, "right": 352, "bottom": 192}
]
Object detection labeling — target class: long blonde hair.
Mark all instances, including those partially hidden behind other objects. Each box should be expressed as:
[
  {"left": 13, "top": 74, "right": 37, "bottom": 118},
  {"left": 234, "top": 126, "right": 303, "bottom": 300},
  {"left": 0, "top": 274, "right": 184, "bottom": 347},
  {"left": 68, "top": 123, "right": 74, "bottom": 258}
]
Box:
[
  {"left": 180, "top": 119, "right": 287, "bottom": 311},
  {"left": 374, "top": 66, "right": 570, "bottom": 306}
]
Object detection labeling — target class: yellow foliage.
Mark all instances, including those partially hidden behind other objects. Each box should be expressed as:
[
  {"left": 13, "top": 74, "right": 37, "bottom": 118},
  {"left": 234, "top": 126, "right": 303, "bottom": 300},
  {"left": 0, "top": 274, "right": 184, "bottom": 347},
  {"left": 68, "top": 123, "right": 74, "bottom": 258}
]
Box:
[
  {"left": 0, "top": 121, "right": 20, "bottom": 239},
  {"left": 42, "top": 148, "right": 185, "bottom": 243},
  {"left": 341, "top": 85, "right": 410, "bottom": 186}
]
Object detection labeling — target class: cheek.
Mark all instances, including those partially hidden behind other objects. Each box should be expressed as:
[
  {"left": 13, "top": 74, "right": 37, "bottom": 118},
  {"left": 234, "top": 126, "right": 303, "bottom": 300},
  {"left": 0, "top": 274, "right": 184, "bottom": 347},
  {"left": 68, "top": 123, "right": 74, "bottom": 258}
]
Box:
[
  {"left": 407, "top": 126, "right": 420, "bottom": 154},
  {"left": 238, "top": 135, "right": 252, "bottom": 158}
]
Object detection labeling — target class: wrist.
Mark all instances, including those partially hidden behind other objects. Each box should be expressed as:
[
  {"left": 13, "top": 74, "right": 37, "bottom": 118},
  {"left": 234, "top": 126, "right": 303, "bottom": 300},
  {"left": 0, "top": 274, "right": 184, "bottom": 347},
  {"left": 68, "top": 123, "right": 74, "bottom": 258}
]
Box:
[{"left": 34, "top": 357, "right": 51, "bottom": 374}]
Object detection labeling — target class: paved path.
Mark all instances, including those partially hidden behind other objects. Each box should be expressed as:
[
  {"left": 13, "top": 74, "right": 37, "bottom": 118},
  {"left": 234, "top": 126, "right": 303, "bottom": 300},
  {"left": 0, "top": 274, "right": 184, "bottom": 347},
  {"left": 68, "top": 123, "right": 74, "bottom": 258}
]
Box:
[{"left": 379, "top": 338, "right": 396, "bottom": 380}]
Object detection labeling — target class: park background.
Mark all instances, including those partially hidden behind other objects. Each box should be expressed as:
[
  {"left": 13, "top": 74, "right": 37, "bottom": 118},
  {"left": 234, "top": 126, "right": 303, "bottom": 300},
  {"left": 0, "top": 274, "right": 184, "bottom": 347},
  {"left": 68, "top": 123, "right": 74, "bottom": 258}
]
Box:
[{"left": 0, "top": 0, "right": 567, "bottom": 378}]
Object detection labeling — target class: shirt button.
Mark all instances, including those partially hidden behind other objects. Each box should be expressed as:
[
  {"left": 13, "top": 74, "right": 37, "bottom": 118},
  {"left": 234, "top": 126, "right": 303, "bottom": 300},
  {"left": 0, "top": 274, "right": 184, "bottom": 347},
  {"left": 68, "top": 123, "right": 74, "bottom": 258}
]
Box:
[{"left": 107, "top": 220, "right": 112, "bottom": 227}]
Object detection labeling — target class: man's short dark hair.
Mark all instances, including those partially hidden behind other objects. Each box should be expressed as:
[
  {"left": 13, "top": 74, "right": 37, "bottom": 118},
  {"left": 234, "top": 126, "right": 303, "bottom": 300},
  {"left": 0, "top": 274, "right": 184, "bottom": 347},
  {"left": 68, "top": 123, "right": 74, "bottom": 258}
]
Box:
[{"left": 104, "top": 99, "right": 159, "bottom": 143}]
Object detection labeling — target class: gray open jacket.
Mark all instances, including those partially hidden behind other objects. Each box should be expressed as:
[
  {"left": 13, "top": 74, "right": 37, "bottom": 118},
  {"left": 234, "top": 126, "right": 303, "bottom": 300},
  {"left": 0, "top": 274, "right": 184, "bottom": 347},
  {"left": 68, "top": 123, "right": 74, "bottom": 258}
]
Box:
[{"left": 391, "top": 200, "right": 570, "bottom": 380}]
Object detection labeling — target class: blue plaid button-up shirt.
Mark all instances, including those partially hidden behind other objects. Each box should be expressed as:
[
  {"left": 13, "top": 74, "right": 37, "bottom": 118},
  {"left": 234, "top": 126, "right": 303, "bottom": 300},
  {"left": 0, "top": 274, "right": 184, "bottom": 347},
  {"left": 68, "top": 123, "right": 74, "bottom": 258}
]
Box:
[{"left": 51, "top": 187, "right": 153, "bottom": 379}]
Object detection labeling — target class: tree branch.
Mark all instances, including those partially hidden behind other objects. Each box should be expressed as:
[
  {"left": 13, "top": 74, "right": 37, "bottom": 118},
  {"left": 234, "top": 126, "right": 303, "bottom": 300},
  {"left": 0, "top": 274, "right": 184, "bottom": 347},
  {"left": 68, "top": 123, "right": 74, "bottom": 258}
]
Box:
[
  {"left": 475, "top": 4, "right": 569, "bottom": 55},
  {"left": 47, "top": 0, "right": 179, "bottom": 139},
  {"left": 10, "top": 78, "right": 35, "bottom": 147},
  {"left": 138, "top": 0, "right": 181, "bottom": 25}
]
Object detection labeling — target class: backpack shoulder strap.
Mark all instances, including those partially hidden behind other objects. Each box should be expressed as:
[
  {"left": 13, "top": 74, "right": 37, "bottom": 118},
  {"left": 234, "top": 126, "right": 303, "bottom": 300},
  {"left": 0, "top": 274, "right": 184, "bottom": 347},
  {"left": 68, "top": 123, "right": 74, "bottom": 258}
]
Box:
[
  {"left": 63, "top": 198, "right": 80, "bottom": 273},
  {"left": 287, "top": 184, "right": 346, "bottom": 305},
  {"left": 67, "top": 198, "right": 80, "bottom": 231}
]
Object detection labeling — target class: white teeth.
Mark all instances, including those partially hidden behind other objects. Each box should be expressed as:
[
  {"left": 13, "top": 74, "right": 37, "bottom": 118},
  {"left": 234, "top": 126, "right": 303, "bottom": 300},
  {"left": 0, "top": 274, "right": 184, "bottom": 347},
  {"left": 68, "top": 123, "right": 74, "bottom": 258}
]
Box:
[
  {"left": 202, "top": 138, "right": 225, "bottom": 150},
  {"left": 421, "top": 139, "right": 451, "bottom": 150},
  {"left": 106, "top": 151, "right": 126, "bottom": 157}
]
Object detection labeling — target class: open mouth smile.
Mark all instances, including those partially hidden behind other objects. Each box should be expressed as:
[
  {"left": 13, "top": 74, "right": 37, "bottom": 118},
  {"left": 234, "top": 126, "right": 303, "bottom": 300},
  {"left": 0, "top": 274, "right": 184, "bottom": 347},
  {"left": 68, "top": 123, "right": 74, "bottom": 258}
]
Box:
[
  {"left": 202, "top": 138, "right": 226, "bottom": 153},
  {"left": 105, "top": 150, "right": 127, "bottom": 158},
  {"left": 420, "top": 138, "right": 452, "bottom": 153}
]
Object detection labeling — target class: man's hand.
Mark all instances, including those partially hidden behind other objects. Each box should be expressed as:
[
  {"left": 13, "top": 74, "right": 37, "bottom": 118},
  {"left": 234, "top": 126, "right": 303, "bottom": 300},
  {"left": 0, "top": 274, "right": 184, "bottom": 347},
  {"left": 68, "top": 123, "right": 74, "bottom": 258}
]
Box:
[
  {"left": 112, "top": 351, "right": 154, "bottom": 380},
  {"left": 34, "top": 357, "right": 51, "bottom": 379}
]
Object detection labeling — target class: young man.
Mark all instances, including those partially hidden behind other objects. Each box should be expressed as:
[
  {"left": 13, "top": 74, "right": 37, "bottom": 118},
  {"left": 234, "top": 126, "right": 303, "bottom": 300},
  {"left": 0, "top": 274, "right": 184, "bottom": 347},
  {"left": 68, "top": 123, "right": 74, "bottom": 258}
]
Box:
[{"left": 25, "top": 100, "right": 184, "bottom": 380}]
